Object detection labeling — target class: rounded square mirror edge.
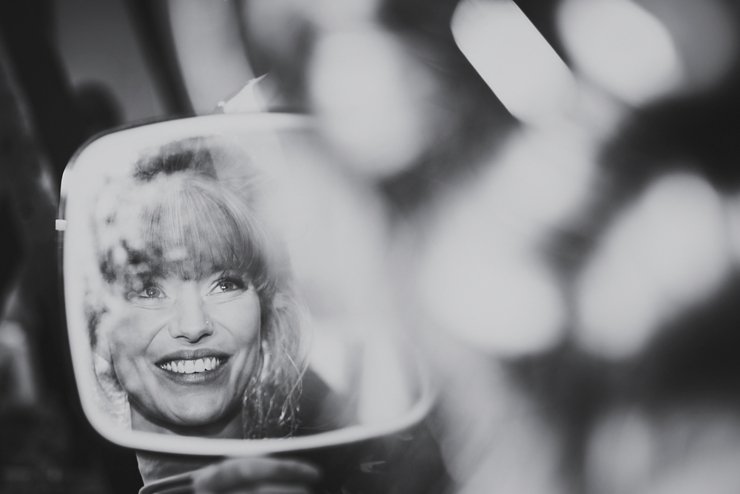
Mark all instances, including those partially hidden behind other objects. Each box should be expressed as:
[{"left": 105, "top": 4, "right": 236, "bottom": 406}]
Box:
[{"left": 58, "top": 113, "right": 435, "bottom": 456}]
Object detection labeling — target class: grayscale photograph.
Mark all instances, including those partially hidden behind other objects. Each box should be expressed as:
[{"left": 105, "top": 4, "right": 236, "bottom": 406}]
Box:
[{"left": 1, "top": 1, "right": 739, "bottom": 493}]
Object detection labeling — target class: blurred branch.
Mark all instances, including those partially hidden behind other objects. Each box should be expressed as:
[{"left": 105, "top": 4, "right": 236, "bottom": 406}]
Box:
[
  {"left": 124, "top": 0, "right": 194, "bottom": 116},
  {"left": 0, "top": 0, "right": 86, "bottom": 179}
]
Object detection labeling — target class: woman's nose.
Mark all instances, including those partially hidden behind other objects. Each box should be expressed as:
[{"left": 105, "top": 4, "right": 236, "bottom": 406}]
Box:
[{"left": 170, "top": 283, "right": 213, "bottom": 342}]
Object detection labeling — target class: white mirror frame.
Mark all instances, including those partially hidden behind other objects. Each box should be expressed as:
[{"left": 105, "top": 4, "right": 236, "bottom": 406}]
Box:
[{"left": 58, "top": 113, "right": 434, "bottom": 456}]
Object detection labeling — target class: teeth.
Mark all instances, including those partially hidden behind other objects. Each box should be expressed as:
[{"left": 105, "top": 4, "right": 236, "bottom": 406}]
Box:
[{"left": 160, "top": 357, "right": 223, "bottom": 374}]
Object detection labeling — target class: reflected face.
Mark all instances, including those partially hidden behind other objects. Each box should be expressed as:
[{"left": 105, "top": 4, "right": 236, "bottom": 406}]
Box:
[{"left": 103, "top": 269, "right": 262, "bottom": 430}]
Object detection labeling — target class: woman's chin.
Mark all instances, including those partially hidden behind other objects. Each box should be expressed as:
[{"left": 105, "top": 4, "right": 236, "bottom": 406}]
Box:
[
  {"left": 131, "top": 400, "right": 240, "bottom": 437},
  {"left": 166, "top": 406, "right": 235, "bottom": 431}
]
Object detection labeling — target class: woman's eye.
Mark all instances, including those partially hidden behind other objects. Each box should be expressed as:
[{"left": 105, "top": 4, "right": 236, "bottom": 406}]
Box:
[
  {"left": 211, "top": 276, "right": 246, "bottom": 294},
  {"left": 142, "top": 286, "right": 164, "bottom": 298},
  {"left": 129, "top": 284, "right": 166, "bottom": 301},
  {"left": 125, "top": 282, "right": 169, "bottom": 308}
]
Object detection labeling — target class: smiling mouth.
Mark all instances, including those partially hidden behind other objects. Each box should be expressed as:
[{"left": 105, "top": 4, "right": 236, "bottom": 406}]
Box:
[{"left": 158, "top": 357, "right": 226, "bottom": 375}]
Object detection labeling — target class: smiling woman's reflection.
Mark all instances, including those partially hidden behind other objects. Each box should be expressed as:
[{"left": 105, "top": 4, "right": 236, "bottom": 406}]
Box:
[{"left": 88, "top": 138, "right": 323, "bottom": 441}]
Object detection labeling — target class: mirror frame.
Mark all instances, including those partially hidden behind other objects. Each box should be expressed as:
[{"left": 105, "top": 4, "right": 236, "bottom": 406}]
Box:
[{"left": 57, "top": 113, "right": 434, "bottom": 455}]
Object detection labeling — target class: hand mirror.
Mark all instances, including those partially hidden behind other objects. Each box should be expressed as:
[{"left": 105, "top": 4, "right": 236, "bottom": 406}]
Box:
[{"left": 58, "top": 113, "right": 433, "bottom": 458}]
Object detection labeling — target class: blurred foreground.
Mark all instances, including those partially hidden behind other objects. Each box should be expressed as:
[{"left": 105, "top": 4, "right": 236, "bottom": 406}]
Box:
[{"left": 3, "top": 0, "right": 740, "bottom": 492}]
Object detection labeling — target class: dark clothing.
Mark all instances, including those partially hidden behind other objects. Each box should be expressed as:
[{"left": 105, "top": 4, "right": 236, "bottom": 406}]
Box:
[
  {"left": 136, "top": 368, "right": 347, "bottom": 483},
  {"left": 136, "top": 370, "right": 450, "bottom": 493}
]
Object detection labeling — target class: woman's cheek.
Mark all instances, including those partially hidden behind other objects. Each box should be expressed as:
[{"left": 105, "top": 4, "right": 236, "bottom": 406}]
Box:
[
  {"left": 207, "top": 295, "right": 261, "bottom": 343},
  {"left": 109, "top": 308, "right": 170, "bottom": 351}
]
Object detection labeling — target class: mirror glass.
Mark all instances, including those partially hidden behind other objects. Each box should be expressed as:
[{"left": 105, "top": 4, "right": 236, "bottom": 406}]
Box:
[{"left": 59, "top": 114, "right": 431, "bottom": 455}]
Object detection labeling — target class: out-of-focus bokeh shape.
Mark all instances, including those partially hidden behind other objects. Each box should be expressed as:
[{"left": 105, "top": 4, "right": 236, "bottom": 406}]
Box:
[
  {"left": 557, "top": 0, "right": 682, "bottom": 106},
  {"left": 309, "top": 29, "right": 435, "bottom": 178},
  {"left": 420, "top": 331, "right": 566, "bottom": 494},
  {"left": 576, "top": 173, "right": 730, "bottom": 358},
  {"left": 269, "top": 139, "right": 417, "bottom": 422},
  {"left": 452, "top": 0, "right": 577, "bottom": 124},
  {"left": 640, "top": 0, "right": 738, "bottom": 95},
  {"left": 586, "top": 409, "right": 655, "bottom": 494},
  {"left": 0, "top": 321, "right": 38, "bottom": 409},
  {"left": 167, "top": 0, "right": 254, "bottom": 113},
  {"left": 415, "top": 123, "right": 598, "bottom": 356},
  {"left": 724, "top": 194, "right": 740, "bottom": 266},
  {"left": 586, "top": 408, "right": 740, "bottom": 494},
  {"left": 54, "top": 0, "right": 165, "bottom": 121}
]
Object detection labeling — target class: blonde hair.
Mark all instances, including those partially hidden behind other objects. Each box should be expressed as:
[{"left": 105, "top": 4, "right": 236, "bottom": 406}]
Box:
[{"left": 90, "top": 137, "right": 305, "bottom": 438}]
